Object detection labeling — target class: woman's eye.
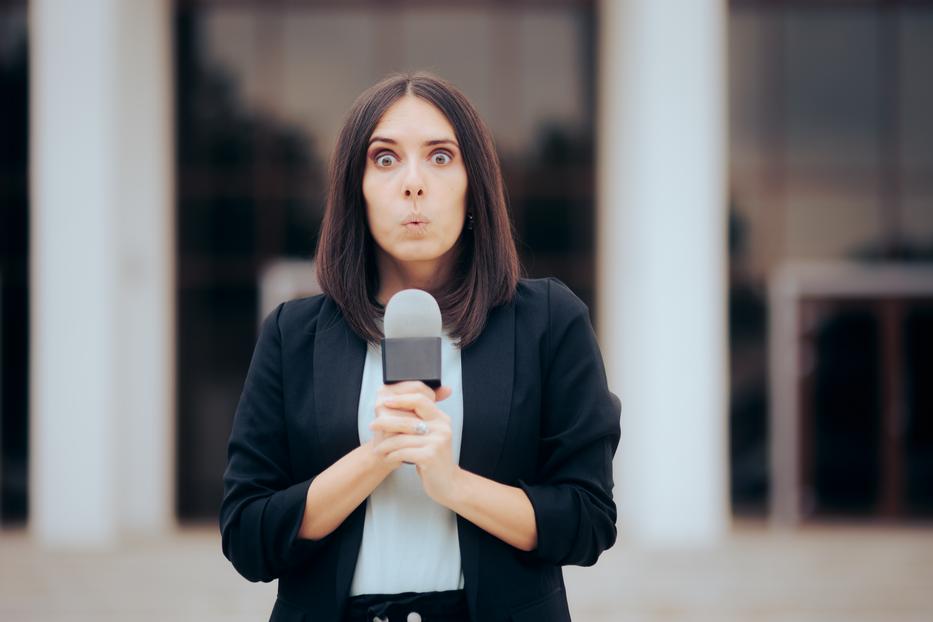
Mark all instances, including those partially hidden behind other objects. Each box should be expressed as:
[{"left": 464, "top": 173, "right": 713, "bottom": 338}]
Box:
[
  {"left": 375, "top": 153, "right": 397, "bottom": 167},
  {"left": 432, "top": 152, "right": 452, "bottom": 165}
]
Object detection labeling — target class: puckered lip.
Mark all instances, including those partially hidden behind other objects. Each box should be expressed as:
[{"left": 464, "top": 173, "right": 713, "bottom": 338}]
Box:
[{"left": 402, "top": 214, "right": 430, "bottom": 225}]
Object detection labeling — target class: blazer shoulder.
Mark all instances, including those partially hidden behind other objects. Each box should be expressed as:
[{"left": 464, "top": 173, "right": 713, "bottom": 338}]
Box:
[
  {"left": 515, "top": 276, "right": 589, "bottom": 321},
  {"left": 273, "top": 292, "right": 329, "bottom": 337}
]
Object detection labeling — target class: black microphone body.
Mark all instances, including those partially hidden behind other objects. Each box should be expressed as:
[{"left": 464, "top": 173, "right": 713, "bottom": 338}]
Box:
[{"left": 381, "top": 337, "right": 442, "bottom": 388}]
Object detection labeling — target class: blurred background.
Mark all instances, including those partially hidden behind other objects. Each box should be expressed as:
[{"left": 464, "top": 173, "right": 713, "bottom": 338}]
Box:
[{"left": 1, "top": 0, "right": 932, "bottom": 620}]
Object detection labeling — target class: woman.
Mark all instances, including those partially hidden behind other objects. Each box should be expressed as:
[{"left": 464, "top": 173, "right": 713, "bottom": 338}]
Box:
[{"left": 220, "top": 72, "right": 621, "bottom": 622}]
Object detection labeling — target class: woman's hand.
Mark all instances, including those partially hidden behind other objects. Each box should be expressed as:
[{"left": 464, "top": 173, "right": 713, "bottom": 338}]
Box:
[
  {"left": 370, "top": 381, "right": 443, "bottom": 443},
  {"left": 369, "top": 381, "right": 460, "bottom": 507}
]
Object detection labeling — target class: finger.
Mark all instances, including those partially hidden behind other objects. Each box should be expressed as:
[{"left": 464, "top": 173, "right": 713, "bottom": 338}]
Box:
[
  {"left": 374, "top": 432, "right": 432, "bottom": 456},
  {"left": 434, "top": 386, "right": 453, "bottom": 402},
  {"left": 382, "top": 393, "right": 445, "bottom": 420},
  {"left": 371, "top": 428, "right": 400, "bottom": 442},
  {"left": 374, "top": 403, "right": 419, "bottom": 419},
  {"left": 379, "top": 381, "right": 435, "bottom": 401},
  {"left": 385, "top": 446, "right": 431, "bottom": 466},
  {"left": 371, "top": 414, "right": 435, "bottom": 435}
]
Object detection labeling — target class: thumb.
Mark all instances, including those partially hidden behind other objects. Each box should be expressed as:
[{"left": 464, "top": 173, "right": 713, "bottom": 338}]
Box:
[{"left": 434, "top": 386, "right": 453, "bottom": 402}]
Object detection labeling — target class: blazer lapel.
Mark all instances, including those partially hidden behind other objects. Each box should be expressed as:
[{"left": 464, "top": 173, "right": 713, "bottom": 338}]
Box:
[
  {"left": 460, "top": 299, "right": 515, "bottom": 476},
  {"left": 312, "top": 297, "right": 368, "bottom": 608},
  {"left": 313, "top": 297, "right": 367, "bottom": 467},
  {"left": 458, "top": 299, "right": 515, "bottom": 614}
]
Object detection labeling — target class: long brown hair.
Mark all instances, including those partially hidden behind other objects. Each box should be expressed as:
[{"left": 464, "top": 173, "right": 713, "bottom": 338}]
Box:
[{"left": 315, "top": 72, "right": 521, "bottom": 347}]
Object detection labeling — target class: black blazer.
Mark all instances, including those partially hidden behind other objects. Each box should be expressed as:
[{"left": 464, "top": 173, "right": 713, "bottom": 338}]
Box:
[{"left": 220, "top": 277, "right": 621, "bottom": 622}]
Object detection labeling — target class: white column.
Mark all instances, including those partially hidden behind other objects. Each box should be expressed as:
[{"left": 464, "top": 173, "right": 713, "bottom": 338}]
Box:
[
  {"left": 597, "top": 0, "right": 729, "bottom": 547},
  {"left": 30, "top": 0, "right": 175, "bottom": 547}
]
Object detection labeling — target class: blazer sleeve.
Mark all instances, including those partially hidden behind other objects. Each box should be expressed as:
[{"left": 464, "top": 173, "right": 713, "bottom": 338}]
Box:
[
  {"left": 219, "top": 302, "right": 323, "bottom": 583},
  {"left": 516, "top": 278, "right": 622, "bottom": 567}
]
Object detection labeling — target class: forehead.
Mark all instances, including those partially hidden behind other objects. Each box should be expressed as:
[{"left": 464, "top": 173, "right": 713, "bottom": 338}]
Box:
[{"left": 370, "top": 95, "right": 456, "bottom": 140}]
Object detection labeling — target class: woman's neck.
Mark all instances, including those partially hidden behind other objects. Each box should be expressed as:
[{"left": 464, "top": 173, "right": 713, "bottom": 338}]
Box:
[{"left": 374, "top": 250, "right": 455, "bottom": 306}]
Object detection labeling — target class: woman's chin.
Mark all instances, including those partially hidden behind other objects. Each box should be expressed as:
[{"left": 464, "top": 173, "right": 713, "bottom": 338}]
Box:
[
  {"left": 394, "top": 253, "right": 443, "bottom": 265},
  {"left": 391, "top": 242, "right": 447, "bottom": 262}
]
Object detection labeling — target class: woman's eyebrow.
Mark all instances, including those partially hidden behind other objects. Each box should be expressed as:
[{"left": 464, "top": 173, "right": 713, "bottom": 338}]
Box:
[{"left": 368, "top": 136, "right": 459, "bottom": 148}]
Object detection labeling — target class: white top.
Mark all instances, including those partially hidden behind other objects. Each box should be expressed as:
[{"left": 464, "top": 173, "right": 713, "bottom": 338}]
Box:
[{"left": 349, "top": 329, "right": 466, "bottom": 596}]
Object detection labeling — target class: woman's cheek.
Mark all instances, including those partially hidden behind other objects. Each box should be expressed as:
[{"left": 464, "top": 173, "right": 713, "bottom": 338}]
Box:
[{"left": 372, "top": 217, "right": 395, "bottom": 249}]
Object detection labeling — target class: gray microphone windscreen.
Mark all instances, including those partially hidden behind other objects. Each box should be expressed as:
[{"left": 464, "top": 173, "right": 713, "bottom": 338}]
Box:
[{"left": 383, "top": 289, "right": 442, "bottom": 338}]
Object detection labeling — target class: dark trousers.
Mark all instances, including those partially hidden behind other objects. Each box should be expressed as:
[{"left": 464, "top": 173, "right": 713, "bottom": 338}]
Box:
[{"left": 342, "top": 589, "right": 469, "bottom": 622}]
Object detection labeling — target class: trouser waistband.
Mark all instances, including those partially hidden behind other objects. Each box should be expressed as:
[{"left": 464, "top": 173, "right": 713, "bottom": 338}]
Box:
[{"left": 342, "top": 589, "right": 469, "bottom": 622}]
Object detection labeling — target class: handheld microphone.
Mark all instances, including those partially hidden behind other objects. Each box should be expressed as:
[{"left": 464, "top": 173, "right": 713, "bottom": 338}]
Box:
[{"left": 382, "top": 289, "right": 443, "bottom": 388}]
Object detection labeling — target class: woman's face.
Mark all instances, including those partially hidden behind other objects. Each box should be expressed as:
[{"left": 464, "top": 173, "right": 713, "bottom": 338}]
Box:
[{"left": 363, "top": 95, "right": 468, "bottom": 270}]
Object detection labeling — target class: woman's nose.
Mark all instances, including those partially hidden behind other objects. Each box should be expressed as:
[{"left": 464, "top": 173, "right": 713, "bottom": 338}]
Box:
[{"left": 402, "top": 162, "right": 425, "bottom": 198}]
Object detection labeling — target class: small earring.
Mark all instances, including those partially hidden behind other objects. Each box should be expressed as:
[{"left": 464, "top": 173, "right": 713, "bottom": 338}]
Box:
[{"left": 466, "top": 212, "right": 474, "bottom": 231}]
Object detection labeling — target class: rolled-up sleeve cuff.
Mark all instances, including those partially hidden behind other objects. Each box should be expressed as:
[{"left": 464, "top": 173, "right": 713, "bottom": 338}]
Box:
[
  {"left": 515, "top": 479, "right": 579, "bottom": 566},
  {"left": 262, "top": 477, "right": 317, "bottom": 566}
]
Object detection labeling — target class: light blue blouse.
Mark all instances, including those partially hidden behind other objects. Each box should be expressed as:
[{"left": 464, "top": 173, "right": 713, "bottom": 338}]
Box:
[{"left": 349, "top": 330, "right": 466, "bottom": 595}]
